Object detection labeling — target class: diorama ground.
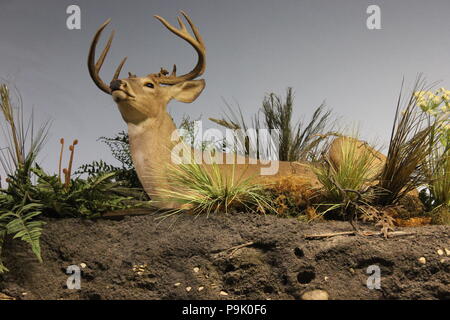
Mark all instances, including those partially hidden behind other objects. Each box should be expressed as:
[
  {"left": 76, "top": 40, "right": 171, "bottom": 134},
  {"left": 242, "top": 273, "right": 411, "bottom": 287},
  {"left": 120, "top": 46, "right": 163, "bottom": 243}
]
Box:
[{"left": 0, "top": 212, "right": 449, "bottom": 300}]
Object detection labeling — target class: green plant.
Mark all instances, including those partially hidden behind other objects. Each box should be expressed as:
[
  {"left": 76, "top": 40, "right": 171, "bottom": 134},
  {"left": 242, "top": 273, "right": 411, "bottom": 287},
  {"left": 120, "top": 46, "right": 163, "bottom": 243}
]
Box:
[
  {"left": 76, "top": 131, "right": 143, "bottom": 189},
  {"left": 377, "top": 77, "right": 434, "bottom": 205},
  {"left": 312, "top": 134, "right": 379, "bottom": 221},
  {"left": 0, "top": 85, "right": 150, "bottom": 272},
  {"left": 0, "top": 84, "right": 49, "bottom": 272},
  {"left": 210, "top": 88, "right": 332, "bottom": 162},
  {"left": 0, "top": 84, "right": 50, "bottom": 175},
  {"left": 155, "top": 159, "right": 275, "bottom": 217},
  {"left": 0, "top": 201, "right": 45, "bottom": 271},
  {"left": 416, "top": 87, "right": 450, "bottom": 220}
]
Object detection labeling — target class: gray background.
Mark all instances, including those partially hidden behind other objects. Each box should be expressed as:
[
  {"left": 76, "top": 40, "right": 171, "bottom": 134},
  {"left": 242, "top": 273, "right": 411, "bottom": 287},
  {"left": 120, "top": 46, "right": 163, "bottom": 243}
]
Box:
[{"left": 0, "top": 0, "right": 449, "bottom": 174}]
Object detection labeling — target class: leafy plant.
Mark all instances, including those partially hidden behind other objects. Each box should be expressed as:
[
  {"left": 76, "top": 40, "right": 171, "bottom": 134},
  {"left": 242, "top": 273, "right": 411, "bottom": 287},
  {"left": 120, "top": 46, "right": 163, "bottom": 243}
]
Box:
[
  {"left": 416, "top": 87, "right": 450, "bottom": 223},
  {"left": 0, "top": 202, "right": 45, "bottom": 265},
  {"left": 76, "top": 131, "right": 143, "bottom": 189},
  {"left": 0, "top": 85, "right": 150, "bottom": 272},
  {"left": 0, "top": 84, "right": 49, "bottom": 272}
]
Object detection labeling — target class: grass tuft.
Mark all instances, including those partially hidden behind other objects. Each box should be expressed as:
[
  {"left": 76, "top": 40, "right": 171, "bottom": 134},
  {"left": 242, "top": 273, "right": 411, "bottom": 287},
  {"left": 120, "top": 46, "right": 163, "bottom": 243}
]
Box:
[
  {"left": 377, "top": 77, "right": 435, "bottom": 205},
  {"left": 156, "top": 161, "right": 275, "bottom": 217}
]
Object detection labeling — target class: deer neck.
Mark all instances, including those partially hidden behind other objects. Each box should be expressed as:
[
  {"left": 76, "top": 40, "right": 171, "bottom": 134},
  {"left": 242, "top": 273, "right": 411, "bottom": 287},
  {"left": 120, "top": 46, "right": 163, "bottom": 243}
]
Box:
[{"left": 126, "top": 113, "right": 179, "bottom": 196}]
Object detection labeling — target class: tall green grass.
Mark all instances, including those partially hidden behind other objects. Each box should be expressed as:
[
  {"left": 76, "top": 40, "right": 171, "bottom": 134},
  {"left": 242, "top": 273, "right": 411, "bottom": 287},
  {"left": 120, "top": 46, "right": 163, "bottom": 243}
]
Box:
[
  {"left": 313, "top": 135, "right": 378, "bottom": 203},
  {"left": 210, "top": 87, "right": 333, "bottom": 162}
]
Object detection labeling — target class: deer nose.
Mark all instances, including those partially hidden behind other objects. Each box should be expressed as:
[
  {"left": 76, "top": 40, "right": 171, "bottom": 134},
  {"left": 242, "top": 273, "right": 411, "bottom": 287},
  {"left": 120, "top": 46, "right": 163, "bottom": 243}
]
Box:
[{"left": 110, "top": 80, "right": 125, "bottom": 92}]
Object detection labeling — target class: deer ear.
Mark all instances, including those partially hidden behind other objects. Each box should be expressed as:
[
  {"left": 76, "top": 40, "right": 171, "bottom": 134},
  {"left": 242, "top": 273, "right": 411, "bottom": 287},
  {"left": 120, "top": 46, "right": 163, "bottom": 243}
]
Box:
[{"left": 170, "top": 80, "right": 205, "bottom": 103}]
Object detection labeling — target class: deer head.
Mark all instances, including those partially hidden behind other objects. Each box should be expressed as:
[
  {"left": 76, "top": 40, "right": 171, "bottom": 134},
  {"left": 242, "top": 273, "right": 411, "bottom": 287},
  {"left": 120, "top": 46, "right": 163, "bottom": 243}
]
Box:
[{"left": 88, "top": 11, "right": 206, "bottom": 125}]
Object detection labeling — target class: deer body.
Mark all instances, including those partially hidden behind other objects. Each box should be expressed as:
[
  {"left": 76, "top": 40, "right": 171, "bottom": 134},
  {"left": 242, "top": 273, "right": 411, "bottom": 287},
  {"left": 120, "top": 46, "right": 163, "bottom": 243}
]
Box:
[{"left": 88, "top": 12, "right": 320, "bottom": 209}]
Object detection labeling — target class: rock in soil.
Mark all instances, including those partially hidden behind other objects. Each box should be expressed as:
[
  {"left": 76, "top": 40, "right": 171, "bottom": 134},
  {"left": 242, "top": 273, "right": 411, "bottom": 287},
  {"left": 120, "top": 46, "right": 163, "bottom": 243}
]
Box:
[
  {"left": 0, "top": 212, "right": 449, "bottom": 300},
  {"left": 301, "top": 289, "right": 329, "bottom": 300}
]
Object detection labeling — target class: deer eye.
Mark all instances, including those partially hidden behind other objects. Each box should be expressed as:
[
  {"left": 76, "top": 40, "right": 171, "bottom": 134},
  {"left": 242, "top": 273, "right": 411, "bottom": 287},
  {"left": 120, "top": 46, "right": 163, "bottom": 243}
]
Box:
[{"left": 144, "top": 83, "right": 154, "bottom": 88}]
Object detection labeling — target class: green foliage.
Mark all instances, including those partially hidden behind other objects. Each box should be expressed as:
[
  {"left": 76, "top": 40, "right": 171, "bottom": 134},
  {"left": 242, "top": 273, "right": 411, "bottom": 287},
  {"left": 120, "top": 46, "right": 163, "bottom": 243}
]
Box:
[
  {"left": 0, "top": 84, "right": 50, "bottom": 175},
  {"left": 4, "top": 164, "right": 145, "bottom": 219},
  {"left": 156, "top": 160, "right": 275, "bottom": 217},
  {"left": 416, "top": 87, "right": 450, "bottom": 216},
  {"left": 76, "top": 131, "right": 143, "bottom": 189},
  {"left": 313, "top": 136, "right": 378, "bottom": 203},
  {"left": 262, "top": 88, "right": 331, "bottom": 161},
  {"left": 312, "top": 135, "right": 379, "bottom": 220},
  {"left": 0, "top": 202, "right": 45, "bottom": 263},
  {"left": 0, "top": 162, "right": 148, "bottom": 272},
  {"left": 210, "top": 88, "right": 333, "bottom": 162},
  {"left": 0, "top": 86, "right": 149, "bottom": 272}
]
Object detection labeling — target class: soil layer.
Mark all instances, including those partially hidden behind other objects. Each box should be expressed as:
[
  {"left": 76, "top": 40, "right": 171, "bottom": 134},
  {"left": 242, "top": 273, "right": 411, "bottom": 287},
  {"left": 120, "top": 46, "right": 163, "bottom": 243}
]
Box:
[{"left": 0, "top": 213, "right": 449, "bottom": 300}]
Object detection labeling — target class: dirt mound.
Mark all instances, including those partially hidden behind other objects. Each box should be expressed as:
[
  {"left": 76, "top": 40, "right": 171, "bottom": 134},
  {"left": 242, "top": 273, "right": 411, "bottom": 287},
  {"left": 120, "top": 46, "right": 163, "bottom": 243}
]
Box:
[{"left": 0, "top": 213, "right": 449, "bottom": 300}]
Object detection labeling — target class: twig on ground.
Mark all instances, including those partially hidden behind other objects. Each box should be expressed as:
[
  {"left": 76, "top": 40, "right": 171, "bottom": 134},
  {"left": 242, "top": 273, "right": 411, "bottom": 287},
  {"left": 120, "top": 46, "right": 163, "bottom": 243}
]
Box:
[
  {"left": 213, "top": 241, "right": 255, "bottom": 258},
  {"left": 304, "top": 230, "right": 414, "bottom": 240}
]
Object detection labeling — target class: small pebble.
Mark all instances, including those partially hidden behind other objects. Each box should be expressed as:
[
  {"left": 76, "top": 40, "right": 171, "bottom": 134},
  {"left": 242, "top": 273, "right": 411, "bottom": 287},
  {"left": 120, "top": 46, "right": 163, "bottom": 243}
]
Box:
[
  {"left": 186, "top": 287, "right": 192, "bottom": 292},
  {"left": 349, "top": 268, "right": 355, "bottom": 274},
  {"left": 80, "top": 263, "right": 87, "bottom": 269},
  {"left": 219, "top": 291, "right": 229, "bottom": 296},
  {"left": 174, "top": 282, "right": 181, "bottom": 287},
  {"left": 324, "top": 276, "right": 329, "bottom": 281},
  {"left": 418, "top": 257, "right": 426, "bottom": 265},
  {"left": 136, "top": 271, "right": 143, "bottom": 276},
  {"left": 193, "top": 267, "right": 200, "bottom": 273},
  {"left": 437, "top": 249, "right": 444, "bottom": 256},
  {"left": 198, "top": 286, "right": 204, "bottom": 292},
  {"left": 301, "top": 289, "right": 329, "bottom": 300},
  {"left": 445, "top": 248, "right": 450, "bottom": 256}
]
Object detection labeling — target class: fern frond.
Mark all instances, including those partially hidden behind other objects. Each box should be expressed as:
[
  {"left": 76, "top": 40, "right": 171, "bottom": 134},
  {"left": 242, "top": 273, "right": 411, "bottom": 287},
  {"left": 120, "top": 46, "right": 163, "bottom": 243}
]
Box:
[{"left": 1, "top": 203, "right": 45, "bottom": 263}]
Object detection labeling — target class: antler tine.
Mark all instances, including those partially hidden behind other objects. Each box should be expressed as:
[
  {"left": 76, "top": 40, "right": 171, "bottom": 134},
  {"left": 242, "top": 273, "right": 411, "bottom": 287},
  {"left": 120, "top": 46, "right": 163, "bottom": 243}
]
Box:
[
  {"left": 96, "top": 30, "right": 115, "bottom": 71},
  {"left": 153, "top": 11, "right": 206, "bottom": 85},
  {"left": 88, "top": 19, "right": 127, "bottom": 94},
  {"left": 177, "top": 17, "right": 187, "bottom": 31},
  {"left": 113, "top": 57, "right": 128, "bottom": 81},
  {"left": 180, "top": 11, "right": 204, "bottom": 46}
]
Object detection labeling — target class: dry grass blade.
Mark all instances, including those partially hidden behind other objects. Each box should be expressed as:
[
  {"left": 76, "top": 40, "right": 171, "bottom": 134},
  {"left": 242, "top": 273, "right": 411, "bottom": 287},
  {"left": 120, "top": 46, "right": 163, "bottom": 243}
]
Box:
[
  {"left": 377, "top": 76, "right": 435, "bottom": 205},
  {"left": 0, "top": 84, "right": 50, "bottom": 176}
]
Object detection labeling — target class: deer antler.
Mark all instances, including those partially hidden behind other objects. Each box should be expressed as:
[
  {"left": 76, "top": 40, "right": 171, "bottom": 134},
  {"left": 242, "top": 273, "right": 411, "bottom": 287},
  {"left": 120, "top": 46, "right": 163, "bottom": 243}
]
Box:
[
  {"left": 153, "top": 11, "right": 206, "bottom": 85},
  {"left": 88, "top": 19, "right": 127, "bottom": 95},
  {"left": 88, "top": 12, "right": 205, "bottom": 93}
]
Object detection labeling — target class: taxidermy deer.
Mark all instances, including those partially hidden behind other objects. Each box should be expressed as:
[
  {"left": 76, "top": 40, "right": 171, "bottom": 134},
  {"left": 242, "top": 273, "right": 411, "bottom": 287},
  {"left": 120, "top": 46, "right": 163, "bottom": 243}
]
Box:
[{"left": 88, "top": 12, "right": 371, "bottom": 209}]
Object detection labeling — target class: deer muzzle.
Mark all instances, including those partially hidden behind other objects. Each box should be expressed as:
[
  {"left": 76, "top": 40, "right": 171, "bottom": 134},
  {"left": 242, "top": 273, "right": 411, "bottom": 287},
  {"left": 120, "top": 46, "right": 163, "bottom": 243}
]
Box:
[{"left": 110, "top": 80, "right": 124, "bottom": 92}]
